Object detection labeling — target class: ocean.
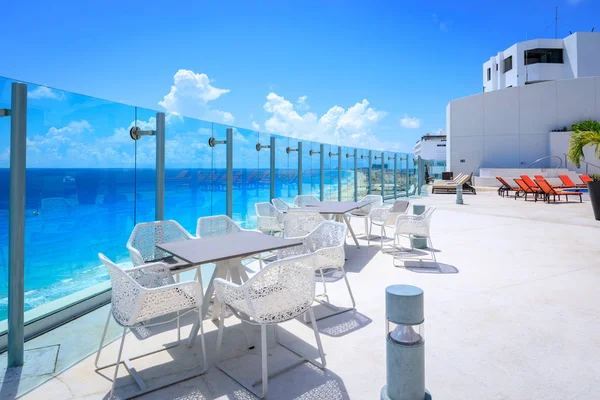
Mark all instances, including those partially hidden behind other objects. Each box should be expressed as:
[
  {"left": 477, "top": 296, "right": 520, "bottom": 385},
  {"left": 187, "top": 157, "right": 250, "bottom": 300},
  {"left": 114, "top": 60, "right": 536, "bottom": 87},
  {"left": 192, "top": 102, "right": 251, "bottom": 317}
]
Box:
[{"left": 0, "top": 167, "right": 361, "bottom": 321}]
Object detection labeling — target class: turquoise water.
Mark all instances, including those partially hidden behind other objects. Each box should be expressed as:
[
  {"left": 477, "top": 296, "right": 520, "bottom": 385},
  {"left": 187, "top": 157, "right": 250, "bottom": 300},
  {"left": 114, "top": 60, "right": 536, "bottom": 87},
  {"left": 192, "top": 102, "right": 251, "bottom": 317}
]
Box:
[
  {"left": 563, "top": 188, "right": 588, "bottom": 193},
  {"left": 0, "top": 167, "right": 366, "bottom": 321}
]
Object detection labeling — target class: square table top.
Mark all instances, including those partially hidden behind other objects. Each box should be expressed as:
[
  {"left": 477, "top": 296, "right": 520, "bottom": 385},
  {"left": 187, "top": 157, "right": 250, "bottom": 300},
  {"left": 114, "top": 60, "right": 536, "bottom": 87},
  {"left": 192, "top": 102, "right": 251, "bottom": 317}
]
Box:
[
  {"left": 293, "top": 201, "right": 362, "bottom": 215},
  {"left": 156, "top": 231, "right": 303, "bottom": 265}
]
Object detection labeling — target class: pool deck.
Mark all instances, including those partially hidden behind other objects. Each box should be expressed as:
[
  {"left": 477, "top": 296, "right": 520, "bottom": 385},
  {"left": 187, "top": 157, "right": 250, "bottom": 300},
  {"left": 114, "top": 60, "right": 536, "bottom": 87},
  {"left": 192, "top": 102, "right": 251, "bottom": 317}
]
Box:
[{"left": 6, "top": 190, "right": 600, "bottom": 399}]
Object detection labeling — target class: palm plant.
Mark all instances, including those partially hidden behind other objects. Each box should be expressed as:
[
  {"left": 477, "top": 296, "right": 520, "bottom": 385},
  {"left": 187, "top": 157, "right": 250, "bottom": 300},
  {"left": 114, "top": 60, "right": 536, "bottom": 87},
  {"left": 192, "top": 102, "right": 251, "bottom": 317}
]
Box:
[{"left": 568, "top": 120, "right": 600, "bottom": 178}]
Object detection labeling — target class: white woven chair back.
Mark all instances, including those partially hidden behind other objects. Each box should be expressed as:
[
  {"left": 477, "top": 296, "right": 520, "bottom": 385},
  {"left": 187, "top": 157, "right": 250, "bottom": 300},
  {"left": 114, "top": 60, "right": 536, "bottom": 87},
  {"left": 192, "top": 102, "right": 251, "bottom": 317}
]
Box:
[
  {"left": 196, "top": 215, "right": 242, "bottom": 238},
  {"left": 127, "top": 220, "right": 192, "bottom": 266}
]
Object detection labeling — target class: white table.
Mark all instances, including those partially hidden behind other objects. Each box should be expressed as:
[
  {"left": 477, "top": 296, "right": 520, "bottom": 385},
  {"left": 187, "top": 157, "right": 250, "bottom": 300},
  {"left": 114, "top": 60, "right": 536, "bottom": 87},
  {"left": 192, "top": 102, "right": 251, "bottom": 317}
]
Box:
[{"left": 295, "top": 201, "right": 362, "bottom": 248}]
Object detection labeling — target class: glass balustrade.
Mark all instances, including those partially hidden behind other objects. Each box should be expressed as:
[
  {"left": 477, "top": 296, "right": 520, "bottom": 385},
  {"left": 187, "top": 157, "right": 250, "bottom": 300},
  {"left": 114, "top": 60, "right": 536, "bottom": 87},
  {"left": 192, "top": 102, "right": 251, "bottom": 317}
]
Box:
[{"left": 0, "top": 76, "right": 428, "bottom": 344}]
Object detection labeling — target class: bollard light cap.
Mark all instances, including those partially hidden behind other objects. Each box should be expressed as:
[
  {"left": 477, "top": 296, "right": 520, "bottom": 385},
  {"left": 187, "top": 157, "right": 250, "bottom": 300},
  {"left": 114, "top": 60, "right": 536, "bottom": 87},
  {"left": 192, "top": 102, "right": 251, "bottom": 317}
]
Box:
[{"left": 385, "top": 285, "right": 424, "bottom": 325}]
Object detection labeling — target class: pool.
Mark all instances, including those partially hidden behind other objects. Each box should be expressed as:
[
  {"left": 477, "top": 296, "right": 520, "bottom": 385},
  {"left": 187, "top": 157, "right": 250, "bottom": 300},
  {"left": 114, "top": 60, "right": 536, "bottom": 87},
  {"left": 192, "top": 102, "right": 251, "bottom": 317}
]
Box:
[{"left": 563, "top": 188, "right": 588, "bottom": 193}]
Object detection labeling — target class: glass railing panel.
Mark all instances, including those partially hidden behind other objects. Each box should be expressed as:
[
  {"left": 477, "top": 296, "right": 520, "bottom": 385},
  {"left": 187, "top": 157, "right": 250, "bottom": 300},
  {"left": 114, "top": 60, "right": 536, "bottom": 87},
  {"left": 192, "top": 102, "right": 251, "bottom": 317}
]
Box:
[
  {"left": 307, "top": 141, "right": 321, "bottom": 199},
  {"left": 383, "top": 152, "right": 395, "bottom": 200},
  {"left": 371, "top": 151, "right": 383, "bottom": 197},
  {"left": 13, "top": 83, "right": 136, "bottom": 328},
  {"left": 357, "top": 149, "right": 369, "bottom": 199},
  {"left": 232, "top": 127, "right": 260, "bottom": 229},
  {"left": 164, "top": 116, "right": 214, "bottom": 234},
  {"left": 133, "top": 107, "right": 157, "bottom": 224},
  {"left": 323, "top": 144, "right": 335, "bottom": 201},
  {"left": 0, "top": 77, "right": 14, "bottom": 330},
  {"left": 210, "top": 123, "right": 228, "bottom": 217},
  {"left": 341, "top": 147, "right": 354, "bottom": 201},
  {"left": 274, "top": 135, "right": 298, "bottom": 204}
]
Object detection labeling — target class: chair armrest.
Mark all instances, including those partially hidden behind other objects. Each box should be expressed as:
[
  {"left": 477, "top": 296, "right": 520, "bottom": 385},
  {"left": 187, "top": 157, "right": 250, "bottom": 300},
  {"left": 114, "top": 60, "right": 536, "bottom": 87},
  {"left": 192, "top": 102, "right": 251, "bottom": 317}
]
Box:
[
  {"left": 314, "top": 246, "right": 345, "bottom": 269},
  {"left": 134, "top": 281, "right": 203, "bottom": 324},
  {"left": 127, "top": 246, "right": 145, "bottom": 266},
  {"left": 126, "top": 262, "right": 175, "bottom": 288},
  {"left": 214, "top": 278, "right": 249, "bottom": 314}
]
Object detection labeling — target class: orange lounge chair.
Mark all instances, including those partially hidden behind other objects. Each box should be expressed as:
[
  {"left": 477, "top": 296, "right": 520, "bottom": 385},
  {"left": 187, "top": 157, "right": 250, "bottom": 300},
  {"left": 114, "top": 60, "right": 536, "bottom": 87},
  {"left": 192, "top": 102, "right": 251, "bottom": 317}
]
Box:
[
  {"left": 496, "top": 177, "right": 522, "bottom": 198},
  {"left": 579, "top": 175, "right": 592, "bottom": 185},
  {"left": 558, "top": 175, "right": 586, "bottom": 189},
  {"left": 520, "top": 175, "right": 543, "bottom": 194},
  {"left": 514, "top": 179, "right": 541, "bottom": 201},
  {"left": 532, "top": 175, "right": 562, "bottom": 188},
  {"left": 534, "top": 179, "right": 584, "bottom": 203}
]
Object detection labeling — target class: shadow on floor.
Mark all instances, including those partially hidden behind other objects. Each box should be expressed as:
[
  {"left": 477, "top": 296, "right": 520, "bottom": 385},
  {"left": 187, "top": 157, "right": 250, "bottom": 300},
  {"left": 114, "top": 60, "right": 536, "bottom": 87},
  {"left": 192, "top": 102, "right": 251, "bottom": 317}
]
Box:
[
  {"left": 311, "top": 310, "right": 372, "bottom": 338},
  {"left": 403, "top": 261, "right": 459, "bottom": 274},
  {"left": 99, "top": 315, "right": 350, "bottom": 400}
]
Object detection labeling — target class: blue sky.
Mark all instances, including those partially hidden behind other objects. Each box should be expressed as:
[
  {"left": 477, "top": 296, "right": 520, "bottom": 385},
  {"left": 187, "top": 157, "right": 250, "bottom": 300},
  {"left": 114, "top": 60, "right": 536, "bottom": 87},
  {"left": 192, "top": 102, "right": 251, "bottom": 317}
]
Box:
[{"left": 1, "top": 0, "right": 599, "bottom": 163}]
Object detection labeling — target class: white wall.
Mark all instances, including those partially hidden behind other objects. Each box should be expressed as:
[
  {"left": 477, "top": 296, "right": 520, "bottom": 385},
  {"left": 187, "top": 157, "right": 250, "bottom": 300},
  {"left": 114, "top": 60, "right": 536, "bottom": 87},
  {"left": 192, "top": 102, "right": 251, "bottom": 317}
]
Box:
[
  {"left": 549, "top": 131, "right": 600, "bottom": 175},
  {"left": 447, "top": 77, "right": 600, "bottom": 175},
  {"left": 483, "top": 33, "right": 600, "bottom": 92}
]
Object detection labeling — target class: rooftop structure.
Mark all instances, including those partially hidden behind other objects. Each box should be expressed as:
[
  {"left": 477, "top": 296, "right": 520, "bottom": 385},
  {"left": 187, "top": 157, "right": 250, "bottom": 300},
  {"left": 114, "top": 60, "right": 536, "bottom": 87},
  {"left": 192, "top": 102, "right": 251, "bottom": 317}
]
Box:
[
  {"left": 4, "top": 191, "right": 598, "bottom": 399},
  {"left": 483, "top": 32, "right": 600, "bottom": 92},
  {"left": 414, "top": 134, "right": 446, "bottom": 161}
]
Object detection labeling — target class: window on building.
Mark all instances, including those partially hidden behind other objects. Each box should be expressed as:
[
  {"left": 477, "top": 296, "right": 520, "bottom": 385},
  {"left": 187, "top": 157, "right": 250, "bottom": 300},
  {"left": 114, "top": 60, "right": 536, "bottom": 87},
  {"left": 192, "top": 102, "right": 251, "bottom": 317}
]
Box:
[
  {"left": 524, "top": 48, "right": 563, "bottom": 65},
  {"left": 503, "top": 56, "right": 513, "bottom": 73},
  {"left": 487, "top": 68, "right": 491, "bottom": 81},
  {"left": 437, "top": 144, "right": 446, "bottom": 147},
  {"left": 496, "top": 64, "right": 498, "bottom": 71}
]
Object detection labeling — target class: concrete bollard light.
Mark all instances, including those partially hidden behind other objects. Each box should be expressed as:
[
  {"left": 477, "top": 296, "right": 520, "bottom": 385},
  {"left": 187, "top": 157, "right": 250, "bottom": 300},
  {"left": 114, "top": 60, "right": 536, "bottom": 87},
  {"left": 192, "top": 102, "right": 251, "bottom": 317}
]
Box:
[
  {"left": 381, "top": 285, "right": 431, "bottom": 400},
  {"left": 456, "top": 184, "right": 463, "bottom": 204}
]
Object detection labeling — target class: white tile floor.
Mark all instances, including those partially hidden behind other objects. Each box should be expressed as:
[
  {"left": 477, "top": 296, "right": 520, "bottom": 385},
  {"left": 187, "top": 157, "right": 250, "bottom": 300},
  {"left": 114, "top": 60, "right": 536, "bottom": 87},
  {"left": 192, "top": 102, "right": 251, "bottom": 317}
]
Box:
[{"left": 9, "top": 191, "right": 600, "bottom": 399}]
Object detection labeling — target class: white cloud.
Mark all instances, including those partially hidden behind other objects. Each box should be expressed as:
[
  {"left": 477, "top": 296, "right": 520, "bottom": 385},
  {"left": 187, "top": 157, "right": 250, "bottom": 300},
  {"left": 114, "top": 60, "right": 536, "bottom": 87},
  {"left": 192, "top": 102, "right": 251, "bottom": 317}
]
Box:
[
  {"left": 251, "top": 121, "right": 260, "bottom": 130},
  {"left": 434, "top": 129, "right": 446, "bottom": 135},
  {"left": 159, "top": 69, "right": 234, "bottom": 124},
  {"left": 262, "top": 92, "right": 391, "bottom": 149},
  {"left": 47, "top": 120, "right": 92, "bottom": 136},
  {"left": 400, "top": 115, "right": 421, "bottom": 129},
  {"left": 296, "top": 95, "right": 309, "bottom": 111},
  {"left": 28, "top": 86, "right": 65, "bottom": 100}
]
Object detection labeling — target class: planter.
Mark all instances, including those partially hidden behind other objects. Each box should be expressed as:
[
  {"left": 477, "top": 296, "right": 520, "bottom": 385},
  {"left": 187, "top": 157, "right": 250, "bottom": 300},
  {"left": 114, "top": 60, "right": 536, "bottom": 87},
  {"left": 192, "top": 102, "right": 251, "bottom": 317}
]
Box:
[{"left": 588, "top": 181, "right": 600, "bottom": 221}]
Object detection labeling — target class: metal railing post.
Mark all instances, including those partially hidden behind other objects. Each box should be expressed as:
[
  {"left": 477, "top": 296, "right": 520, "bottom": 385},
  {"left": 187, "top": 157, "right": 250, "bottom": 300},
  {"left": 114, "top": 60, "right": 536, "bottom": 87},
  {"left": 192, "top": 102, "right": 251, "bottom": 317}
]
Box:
[
  {"left": 393, "top": 153, "right": 398, "bottom": 199},
  {"left": 270, "top": 136, "right": 276, "bottom": 200},
  {"left": 155, "top": 112, "right": 165, "bottom": 221},
  {"left": 338, "top": 146, "right": 342, "bottom": 201},
  {"left": 381, "top": 151, "right": 385, "bottom": 199},
  {"left": 319, "top": 144, "right": 325, "bottom": 201},
  {"left": 406, "top": 155, "right": 409, "bottom": 197},
  {"left": 368, "top": 150, "right": 372, "bottom": 194},
  {"left": 417, "top": 156, "right": 423, "bottom": 195},
  {"left": 298, "top": 142, "right": 303, "bottom": 195},
  {"left": 353, "top": 149, "right": 358, "bottom": 201},
  {"left": 8, "top": 82, "right": 27, "bottom": 367},
  {"left": 226, "top": 128, "right": 233, "bottom": 218}
]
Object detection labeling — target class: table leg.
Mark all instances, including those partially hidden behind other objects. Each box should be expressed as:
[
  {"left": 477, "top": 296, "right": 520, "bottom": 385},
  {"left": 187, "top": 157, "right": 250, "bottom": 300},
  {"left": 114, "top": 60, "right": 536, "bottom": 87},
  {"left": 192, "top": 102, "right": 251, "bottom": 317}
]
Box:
[
  {"left": 343, "top": 214, "right": 360, "bottom": 248},
  {"left": 188, "top": 261, "right": 228, "bottom": 347}
]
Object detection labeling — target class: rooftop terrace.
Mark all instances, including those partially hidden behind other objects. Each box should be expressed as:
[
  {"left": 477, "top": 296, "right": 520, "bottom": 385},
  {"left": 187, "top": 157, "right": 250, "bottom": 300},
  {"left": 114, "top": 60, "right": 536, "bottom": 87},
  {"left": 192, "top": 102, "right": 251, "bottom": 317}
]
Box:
[{"left": 3, "top": 190, "right": 597, "bottom": 400}]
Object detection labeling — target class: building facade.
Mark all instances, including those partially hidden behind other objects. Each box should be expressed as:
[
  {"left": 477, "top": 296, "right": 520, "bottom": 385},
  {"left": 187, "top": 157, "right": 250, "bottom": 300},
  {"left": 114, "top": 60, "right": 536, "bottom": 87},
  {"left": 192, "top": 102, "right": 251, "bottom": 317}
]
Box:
[
  {"left": 483, "top": 32, "right": 600, "bottom": 92},
  {"left": 414, "top": 134, "right": 446, "bottom": 161},
  {"left": 447, "top": 76, "right": 600, "bottom": 175}
]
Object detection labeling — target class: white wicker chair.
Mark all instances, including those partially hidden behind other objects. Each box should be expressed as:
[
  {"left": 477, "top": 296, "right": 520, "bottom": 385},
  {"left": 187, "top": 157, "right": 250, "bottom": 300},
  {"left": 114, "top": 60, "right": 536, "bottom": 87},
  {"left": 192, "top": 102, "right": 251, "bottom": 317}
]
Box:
[
  {"left": 255, "top": 202, "right": 284, "bottom": 236},
  {"left": 293, "top": 194, "right": 320, "bottom": 207},
  {"left": 95, "top": 254, "right": 207, "bottom": 400},
  {"left": 196, "top": 215, "right": 263, "bottom": 269},
  {"left": 127, "top": 220, "right": 194, "bottom": 266},
  {"left": 271, "top": 197, "right": 290, "bottom": 212},
  {"left": 214, "top": 254, "right": 326, "bottom": 399},
  {"left": 392, "top": 206, "right": 436, "bottom": 266},
  {"left": 277, "top": 221, "right": 355, "bottom": 320},
  {"left": 282, "top": 210, "right": 325, "bottom": 238},
  {"left": 368, "top": 200, "right": 410, "bottom": 249},
  {"left": 349, "top": 195, "right": 383, "bottom": 235}
]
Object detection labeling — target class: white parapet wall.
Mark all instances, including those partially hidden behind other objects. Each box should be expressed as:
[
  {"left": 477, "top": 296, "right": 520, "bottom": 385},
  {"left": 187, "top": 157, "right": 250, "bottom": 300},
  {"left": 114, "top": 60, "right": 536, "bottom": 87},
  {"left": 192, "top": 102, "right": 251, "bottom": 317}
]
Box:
[{"left": 447, "top": 76, "right": 600, "bottom": 176}]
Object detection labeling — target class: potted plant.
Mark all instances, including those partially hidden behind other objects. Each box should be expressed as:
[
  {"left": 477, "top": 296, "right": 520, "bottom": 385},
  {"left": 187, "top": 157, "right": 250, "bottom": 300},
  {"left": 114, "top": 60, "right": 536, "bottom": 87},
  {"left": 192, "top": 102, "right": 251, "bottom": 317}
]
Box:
[{"left": 568, "top": 120, "right": 600, "bottom": 220}]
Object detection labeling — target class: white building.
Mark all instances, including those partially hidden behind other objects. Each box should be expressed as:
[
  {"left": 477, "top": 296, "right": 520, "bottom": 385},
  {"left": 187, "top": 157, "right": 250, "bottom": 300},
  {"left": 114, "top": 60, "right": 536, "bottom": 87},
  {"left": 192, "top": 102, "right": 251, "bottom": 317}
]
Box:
[
  {"left": 483, "top": 32, "right": 600, "bottom": 92},
  {"left": 414, "top": 134, "right": 446, "bottom": 161},
  {"left": 446, "top": 76, "right": 600, "bottom": 178}
]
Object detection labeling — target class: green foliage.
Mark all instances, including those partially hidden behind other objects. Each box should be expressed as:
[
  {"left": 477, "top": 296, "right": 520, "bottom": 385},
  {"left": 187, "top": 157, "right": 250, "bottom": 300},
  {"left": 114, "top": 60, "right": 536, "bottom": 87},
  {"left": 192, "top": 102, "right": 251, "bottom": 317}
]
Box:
[{"left": 568, "top": 120, "right": 600, "bottom": 167}]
